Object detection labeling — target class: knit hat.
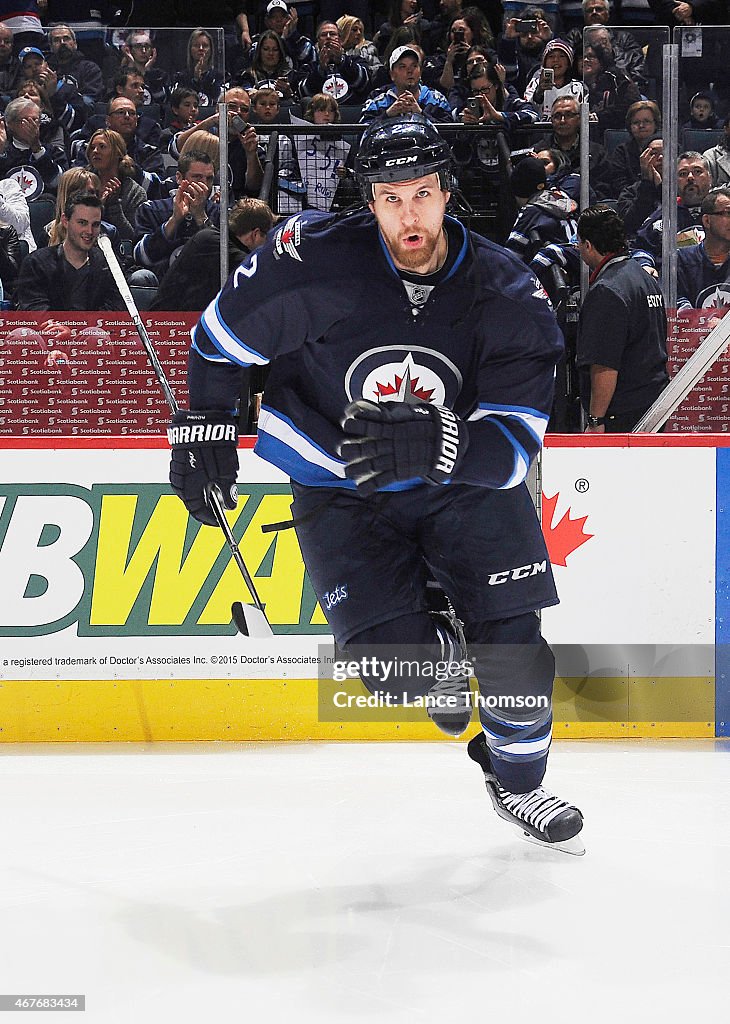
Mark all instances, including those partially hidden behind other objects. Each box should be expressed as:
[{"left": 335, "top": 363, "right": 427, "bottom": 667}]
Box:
[
  {"left": 511, "top": 156, "right": 547, "bottom": 199},
  {"left": 542, "top": 39, "right": 574, "bottom": 65}
]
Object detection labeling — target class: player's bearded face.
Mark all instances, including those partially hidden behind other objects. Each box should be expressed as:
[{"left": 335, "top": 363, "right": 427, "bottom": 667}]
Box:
[{"left": 370, "top": 175, "right": 450, "bottom": 274}]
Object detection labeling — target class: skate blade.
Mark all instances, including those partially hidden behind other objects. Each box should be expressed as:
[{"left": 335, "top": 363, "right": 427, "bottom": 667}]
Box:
[{"left": 518, "top": 828, "right": 586, "bottom": 857}]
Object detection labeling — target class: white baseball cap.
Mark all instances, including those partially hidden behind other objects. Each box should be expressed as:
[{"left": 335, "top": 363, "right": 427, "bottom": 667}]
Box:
[
  {"left": 389, "top": 45, "right": 420, "bottom": 69},
  {"left": 266, "top": 0, "right": 289, "bottom": 14}
]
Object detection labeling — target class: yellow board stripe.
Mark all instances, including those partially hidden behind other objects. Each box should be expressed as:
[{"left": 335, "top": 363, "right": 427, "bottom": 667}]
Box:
[{"left": 0, "top": 676, "right": 715, "bottom": 742}]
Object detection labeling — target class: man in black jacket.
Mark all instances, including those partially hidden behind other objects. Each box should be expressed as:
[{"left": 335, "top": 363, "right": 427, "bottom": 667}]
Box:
[
  {"left": 150, "top": 197, "right": 275, "bottom": 311},
  {"left": 576, "top": 205, "right": 668, "bottom": 432},
  {"left": 16, "top": 191, "right": 125, "bottom": 310}
]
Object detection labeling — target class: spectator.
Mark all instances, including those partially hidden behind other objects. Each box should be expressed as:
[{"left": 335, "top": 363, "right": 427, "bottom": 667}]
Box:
[
  {"left": 360, "top": 44, "right": 453, "bottom": 122},
  {"left": 85, "top": 127, "right": 147, "bottom": 241},
  {"left": 47, "top": 166, "right": 102, "bottom": 244},
  {"left": 161, "top": 87, "right": 201, "bottom": 146},
  {"left": 533, "top": 94, "right": 610, "bottom": 185},
  {"left": 682, "top": 91, "right": 721, "bottom": 133},
  {"left": 0, "top": 175, "right": 34, "bottom": 250},
  {"left": 604, "top": 100, "right": 661, "bottom": 199},
  {"left": 425, "top": 8, "right": 496, "bottom": 95},
  {"left": 458, "top": 60, "right": 539, "bottom": 132},
  {"left": 564, "top": 7, "right": 648, "bottom": 91},
  {"left": 16, "top": 190, "right": 125, "bottom": 310},
  {"left": 119, "top": 29, "right": 169, "bottom": 107},
  {"left": 171, "top": 28, "right": 224, "bottom": 109},
  {"left": 0, "top": 22, "right": 20, "bottom": 103},
  {"left": 704, "top": 114, "right": 730, "bottom": 188},
  {"left": 18, "top": 45, "right": 90, "bottom": 133},
  {"left": 134, "top": 149, "right": 222, "bottom": 281},
  {"left": 178, "top": 129, "right": 220, "bottom": 173},
  {"left": 615, "top": 136, "right": 662, "bottom": 234},
  {"left": 0, "top": 0, "right": 44, "bottom": 53},
  {"left": 298, "top": 20, "right": 371, "bottom": 105},
  {"left": 582, "top": 40, "right": 641, "bottom": 135},
  {"left": 375, "top": 0, "right": 428, "bottom": 58},
  {"left": 0, "top": 96, "right": 67, "bottom": 197},
  {"left": 425, "top": 0, "right": 464, "bottom": 55},
  {"left": 504, "top": 0, "right": 561, "bottom": 31},
  {"left": 337, "top": 15, "right": 382, "bottom": 74},
  {"left": 676, "top": 185, "right": 730, "bottom": 311},
  {"left": 0, "top": 210, "right": 21, "bottom": 302},
  {"left": 444, "top": 44, "right": 500, "bottom": 111},
  {"left": 523, "top": 38, "right": 584, "bottom": 118},
  {"left": 47, "top": 23, "right": 103, "bottom": 106},
  {"left": 497, "top": 8, "right": 553, "bottom": 97},
  {"left": 576, "top": 204, "right": 668, "bottom": 432},
  {"left": 102, "top": 95, "right": 165, "bottom": 189},
  {"left": 234, "top": 29, "right": 296, "bottom": 101},
  {"left": 251, "top": 86, "right": 304, "bottom": 212},
  {"left": 150, "top": 197, "right": 275, "bottom": 310},
  {"left": 631, "top": 152, "right": 713, "bottom": 270},
  {"left": 243, "top": 2, "right": 310, "bottom": 69},
  {"left": 506, "top": 155, "right": 579, "bottom": 263},
  {"left": 15, "top": 80, "right": 70, "bottom": 153}
]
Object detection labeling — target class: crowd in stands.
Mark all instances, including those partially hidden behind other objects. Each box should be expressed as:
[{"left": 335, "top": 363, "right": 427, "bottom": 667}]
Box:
[{"left": 1, "top": 1, "right": 730, "bottom": 425}]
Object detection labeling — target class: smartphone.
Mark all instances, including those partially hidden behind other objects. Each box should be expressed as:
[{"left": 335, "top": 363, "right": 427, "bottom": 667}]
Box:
[
  {"left": 542, "top": 67, "right": 555, "bottom": 87},
  {"left": 516, "top": 19, "right": 538, "bottom": 34},
  {"left": 230, "top": 113, "right": 247, "bottom": 134},
  {"left": 453, "top": 28, "right": 465, "bottom": 43},
  {"left": 466, "top": 96, "right": 482, "bottom": 116}
]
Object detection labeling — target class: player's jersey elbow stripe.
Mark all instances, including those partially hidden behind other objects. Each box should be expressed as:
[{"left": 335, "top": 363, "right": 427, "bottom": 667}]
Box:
[
  {"left": 468, "top": 404, "right": 547, "bottom": 446},
  {"left": 200, "top": 300, "right": 269, "bottom": 366},
  {"left": 191, "top": 332, "right": 230, "bottom": 363},
  {"left": 490, "top": 419, "right": 529, "bottom": 488},
  {"left": 258, "top": 407, "right": 346, "bottom": 477}
]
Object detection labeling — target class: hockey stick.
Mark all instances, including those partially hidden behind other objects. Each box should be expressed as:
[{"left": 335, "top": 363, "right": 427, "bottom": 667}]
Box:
[
  {"left": 633, "top": 310, "right": 730, "bottom": 433},
  {"left": 97, "top": 234, "right": 273, "bottom": 638}
]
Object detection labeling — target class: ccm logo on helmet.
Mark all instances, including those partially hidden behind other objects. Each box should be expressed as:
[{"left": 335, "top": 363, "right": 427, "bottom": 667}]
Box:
[
  {"left": 487, "top": 562, "right": 547, "bottom": 586},
  {"left": 384, "top": 155, "right": 419, "bottom": 166}
]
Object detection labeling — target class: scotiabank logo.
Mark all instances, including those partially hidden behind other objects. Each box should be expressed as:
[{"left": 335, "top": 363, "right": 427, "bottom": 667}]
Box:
[{"left": 542, "top": 492, "right": 593, "bottom": 566}]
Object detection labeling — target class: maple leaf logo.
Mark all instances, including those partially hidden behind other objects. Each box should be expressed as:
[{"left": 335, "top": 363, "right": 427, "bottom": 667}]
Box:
[
  {"left": 281, "top": 227, "right": 295, "bottom": 245},
  {"left": 373, "top": 353, "right": 436, "bottom": 403},
  {"left": 542, "top": 492, "right": 593, "bottom": 567}
]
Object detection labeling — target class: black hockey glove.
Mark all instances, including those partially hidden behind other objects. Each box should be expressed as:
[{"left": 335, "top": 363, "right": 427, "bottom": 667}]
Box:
[
  {"left": 168, "top": 410, "right": 239, "bottom": 526},
  {"left": 340, "top": 400, "right": 469, "bottom": 497}
]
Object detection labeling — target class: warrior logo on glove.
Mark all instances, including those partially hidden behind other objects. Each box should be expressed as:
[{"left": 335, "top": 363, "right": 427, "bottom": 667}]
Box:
[
  {"left": 168, "top": 410, "right": 240, "bottom": 526},
  {"left": 339, "top": 400, "right": 469, "bottom": 496}
]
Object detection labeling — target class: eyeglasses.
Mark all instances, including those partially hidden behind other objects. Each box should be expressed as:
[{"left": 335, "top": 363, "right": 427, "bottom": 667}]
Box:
[
  {"left": 631, "top": 120, "right": 655, "bottom": 128},
  {"left": 110, "top": 109, "right": 137, "bottom": 117},
  {"left": 707, "top": 210, "right": 730, "bottom": 218},
  {"left": 130, "top": 42, "right": 152, "bottom": 51},
  {"left": 552, "top": 112, "right": 579, "bottom": 120}
]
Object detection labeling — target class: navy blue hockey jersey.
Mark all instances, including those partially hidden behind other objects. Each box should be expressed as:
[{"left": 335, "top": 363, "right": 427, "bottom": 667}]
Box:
[
  {"left": 676, "top": 241, "right": 730, "bottom": 310},
  {"left": 190, "top": 210, "right": 564, "bottom": 492}
]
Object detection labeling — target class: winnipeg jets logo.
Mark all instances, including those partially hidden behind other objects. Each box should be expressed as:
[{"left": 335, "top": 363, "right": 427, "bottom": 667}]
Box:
[
  {"left": 345, "top": 347, "right": 462, "bottom": 407},
  {"left": 696, "top": 283, "right": 730, "bottom": 309},
  {"left": 188, "top": 452, "right": 197, "bottom": 468},
  {"left": 274, "top": 216, "right": 303, "bottom": 262},
  {"left": 324, "top": 584, "right": 348, "bottom": 610}
]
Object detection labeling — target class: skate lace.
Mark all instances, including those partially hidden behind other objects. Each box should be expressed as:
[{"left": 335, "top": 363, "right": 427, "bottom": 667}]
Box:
[
  {"left": 497, "top": 785, "right": 572, "bottom": 831},
  {"left": 428, "top": 674, "right": 470, "bottom": 702}
]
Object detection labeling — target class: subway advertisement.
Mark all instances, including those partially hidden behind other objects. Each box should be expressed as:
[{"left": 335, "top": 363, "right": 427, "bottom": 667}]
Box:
[{"left": 0, "top": 439, "right": 728, "bottom": 740}]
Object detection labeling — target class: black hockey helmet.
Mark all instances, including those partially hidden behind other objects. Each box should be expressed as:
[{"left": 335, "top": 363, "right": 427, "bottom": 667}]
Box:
[{"left": 355, "top": 113, "right": 452, "bottom": 202}]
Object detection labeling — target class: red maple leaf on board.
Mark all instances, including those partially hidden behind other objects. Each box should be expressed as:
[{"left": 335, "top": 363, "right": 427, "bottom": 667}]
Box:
[{"left": 541, "top": 493, "right": 593, "bottom": 567}]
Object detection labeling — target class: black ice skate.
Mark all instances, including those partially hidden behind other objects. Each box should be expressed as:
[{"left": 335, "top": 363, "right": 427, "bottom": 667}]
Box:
[
  {"left": 427, "top": 605, "right": 473, "bottom": 737},
  {"left": 467, "top": 732, "right": 585, "bottom": 855}
]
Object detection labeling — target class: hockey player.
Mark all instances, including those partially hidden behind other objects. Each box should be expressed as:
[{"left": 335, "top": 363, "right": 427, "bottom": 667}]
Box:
[{"left": 168, "top": 114, "right": 585, "bottom": 855}]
